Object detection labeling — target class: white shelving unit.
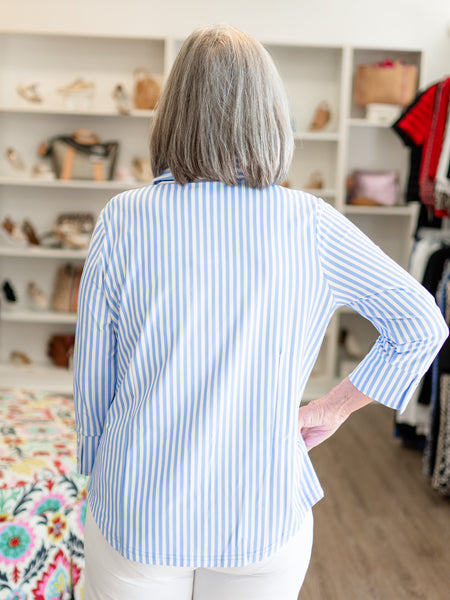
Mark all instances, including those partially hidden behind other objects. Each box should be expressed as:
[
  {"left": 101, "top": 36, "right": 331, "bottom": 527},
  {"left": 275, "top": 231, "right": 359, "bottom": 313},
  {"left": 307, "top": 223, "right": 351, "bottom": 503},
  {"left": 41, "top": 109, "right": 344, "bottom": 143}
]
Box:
[{"left": 0, "top": 31, "right": 423, "bottom": 395}]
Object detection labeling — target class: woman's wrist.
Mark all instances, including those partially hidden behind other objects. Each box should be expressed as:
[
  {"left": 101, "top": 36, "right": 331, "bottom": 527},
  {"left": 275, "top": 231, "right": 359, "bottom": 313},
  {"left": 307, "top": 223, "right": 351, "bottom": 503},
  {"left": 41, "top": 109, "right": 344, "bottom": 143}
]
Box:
[{"left": 320, "top": 376, "right": 373, "bottom": 420}]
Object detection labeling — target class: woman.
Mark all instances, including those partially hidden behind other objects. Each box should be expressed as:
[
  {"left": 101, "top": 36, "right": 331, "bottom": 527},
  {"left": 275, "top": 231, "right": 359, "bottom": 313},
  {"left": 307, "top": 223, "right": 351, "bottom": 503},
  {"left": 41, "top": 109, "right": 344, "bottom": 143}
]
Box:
[{"left": 74, "top": 25, "right": 448, "bottom": 599}]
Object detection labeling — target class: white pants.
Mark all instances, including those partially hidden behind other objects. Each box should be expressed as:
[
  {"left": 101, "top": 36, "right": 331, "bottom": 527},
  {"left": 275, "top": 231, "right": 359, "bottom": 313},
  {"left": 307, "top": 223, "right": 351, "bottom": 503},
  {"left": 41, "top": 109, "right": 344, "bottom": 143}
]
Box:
[{"left": 84, "top": 504, "right": 313, "bottom": 600}]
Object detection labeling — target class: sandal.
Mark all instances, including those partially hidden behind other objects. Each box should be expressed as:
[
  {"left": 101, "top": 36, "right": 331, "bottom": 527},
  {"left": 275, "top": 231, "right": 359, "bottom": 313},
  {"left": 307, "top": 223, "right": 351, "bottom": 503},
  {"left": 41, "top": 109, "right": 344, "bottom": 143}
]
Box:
[
  {"left": 309, "top": 101, "right": 331, "bottom": 131},
  {"left": 22, "top": 220, "right": 40, "bottom": 246},
  {"left": 27, "top": 281, "right": 49, "bottom": 310},
  {"left": 16, "top": 83, "right": 43, "bottom": 104},
  {"left": 10, "top": 351, "right": 33, "bottom": 366},
  {"left": 1, "top": 217, "right": 28, "bottom": 246},
  {"left": 5, "top": 147, "right": 26, "bottom": 171}
]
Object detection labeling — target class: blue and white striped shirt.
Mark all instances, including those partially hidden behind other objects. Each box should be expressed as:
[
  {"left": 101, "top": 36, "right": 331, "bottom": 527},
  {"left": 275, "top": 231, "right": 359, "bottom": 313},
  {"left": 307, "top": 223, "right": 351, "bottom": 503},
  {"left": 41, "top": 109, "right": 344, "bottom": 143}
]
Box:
[{"left": 73, "top": 170, "right": 448, "bottom": 567}]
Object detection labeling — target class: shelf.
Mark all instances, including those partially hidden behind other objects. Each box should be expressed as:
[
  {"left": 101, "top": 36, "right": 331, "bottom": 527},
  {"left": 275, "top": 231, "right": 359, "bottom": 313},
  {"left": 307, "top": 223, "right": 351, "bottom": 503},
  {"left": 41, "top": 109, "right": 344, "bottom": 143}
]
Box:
[
  {"left": 347, "top": 118, "right": 395, "bottom": 128},
  {"left": 0, "top": 363, "right": 73, "bottom": 394},
  {"left": 1, "top": 309, "right": 77, "bottom": 324},
  {"left": 302, "top": 188, "right": 337, "bottom": 197},
  {"left": 0, "top": 246, "right": 88, "bottom": 259},
  {"left": 294, "top": 131, "right": 340, "bottom": 142},
  {"left": 343, "top": 204, "right": 417, "bottom": 216},
  {"left": 0, "top": 176, "right": 144, "bottom": 190},
  {"left": 0, "top": 105, "right": 155, "bottom": 118}
]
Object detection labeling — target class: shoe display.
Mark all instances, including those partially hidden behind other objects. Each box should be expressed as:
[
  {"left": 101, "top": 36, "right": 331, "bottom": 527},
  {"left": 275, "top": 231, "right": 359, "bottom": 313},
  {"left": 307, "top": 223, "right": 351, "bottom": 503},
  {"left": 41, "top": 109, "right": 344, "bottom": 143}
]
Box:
[
  {"left": 2, "top": 280, "right": 19, "bottom": 309},
  {"left": 1, "top": 217, "right": 28, "bottom": 247},
  {"left": 27, "top": 281, "right": 49, "bottom": 311},
  {"left": 309, "top": 101, "right": 331, "bottom": 131},
  {"left": 16, "top": 83, "right": 43, "bottom": 104}
]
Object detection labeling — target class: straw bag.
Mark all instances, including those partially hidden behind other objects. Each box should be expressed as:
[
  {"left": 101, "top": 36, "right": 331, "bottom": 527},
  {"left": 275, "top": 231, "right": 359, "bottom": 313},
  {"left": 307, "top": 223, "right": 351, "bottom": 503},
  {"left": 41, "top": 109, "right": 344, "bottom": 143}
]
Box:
[
  {"left": 353, "top": 60, "right": 418, "bottom": 107},
  {"left": 133, "top": 68, "right": 161, "bottom": 110}
]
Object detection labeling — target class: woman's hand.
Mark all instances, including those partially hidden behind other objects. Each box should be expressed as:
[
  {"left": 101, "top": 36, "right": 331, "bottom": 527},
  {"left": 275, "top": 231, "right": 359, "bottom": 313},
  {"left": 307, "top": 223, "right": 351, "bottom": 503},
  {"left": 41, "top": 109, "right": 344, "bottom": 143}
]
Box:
[{"left": 298, "top": 376, "right": 373, "bottom": 451}]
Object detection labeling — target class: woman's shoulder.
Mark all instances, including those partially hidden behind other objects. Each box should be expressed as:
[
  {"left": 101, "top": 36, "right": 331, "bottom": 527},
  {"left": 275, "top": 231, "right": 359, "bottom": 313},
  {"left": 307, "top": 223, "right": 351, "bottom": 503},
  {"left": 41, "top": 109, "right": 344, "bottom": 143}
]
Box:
[
  {"left": 103, "top": 184, "right": 154, "bottom": 216},
  {"left": 273, "top": 184, "right": 326, "bottom": 215}
]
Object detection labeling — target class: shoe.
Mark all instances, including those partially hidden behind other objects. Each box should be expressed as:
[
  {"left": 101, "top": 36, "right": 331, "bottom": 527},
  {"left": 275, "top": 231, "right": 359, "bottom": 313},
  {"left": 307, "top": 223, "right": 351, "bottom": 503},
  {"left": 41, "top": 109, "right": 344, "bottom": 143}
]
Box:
[
  {"left": 309, "top": 101, "right": 331, "bottom": 131},
  {"left": 112, "top": 84, "right": 131, "bottom": 114},
  {"left": 16, "top": 83, "right": 43, "bottom": 104},
  {"left": 305, "top": 171, "right": 324, "bottom": 190},
  {"left": 58, "top": 78, "right": 95, "bottom": 97},
  {"left": 22, "top": 220, "right": 40, "bottom": 246},
  {"left": 10, "top": 351, "right": 33, "bottom": 366},
  {"left": 32, "top": 163, "right": 55, "bottom": 180},
  {"left": 5, "top": 147, "right": 26, "bottom": 171},
  {"left": 1, "top": 217, "right": 28, "bottom": 246},
  {"left": 27, "top": 281, "right": 48, "bottom": 310},
  {"left": 2, "top": 280, "right": 19, "bottom": 309}
]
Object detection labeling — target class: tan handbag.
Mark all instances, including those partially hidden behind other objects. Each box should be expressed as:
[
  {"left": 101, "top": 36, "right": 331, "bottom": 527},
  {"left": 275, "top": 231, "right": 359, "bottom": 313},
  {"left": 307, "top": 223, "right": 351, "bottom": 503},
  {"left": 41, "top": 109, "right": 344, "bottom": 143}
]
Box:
[
  {"left": 51, "top": 264, "right": 83, "bottom": 312},
  {"left": 133, "top": 68, "right": 161, "bottom": 110},
  {"left": 353, "top": 60, "right": 418, "bottom": 107}
]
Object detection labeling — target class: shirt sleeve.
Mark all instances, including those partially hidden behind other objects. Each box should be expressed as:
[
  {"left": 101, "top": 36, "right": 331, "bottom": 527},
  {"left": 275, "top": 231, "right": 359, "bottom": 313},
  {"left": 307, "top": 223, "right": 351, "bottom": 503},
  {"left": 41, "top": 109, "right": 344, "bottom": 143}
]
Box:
[
  {"left": 73, "top": 209, "right": 117, "bottom": 475},
  {"left": 316, "top": 199, "right": 448, "bottom": 414}
]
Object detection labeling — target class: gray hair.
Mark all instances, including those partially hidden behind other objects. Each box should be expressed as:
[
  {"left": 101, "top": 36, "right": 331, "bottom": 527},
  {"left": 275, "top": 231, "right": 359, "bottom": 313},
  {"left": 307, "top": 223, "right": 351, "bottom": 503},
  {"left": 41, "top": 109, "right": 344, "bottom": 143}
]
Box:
[{"left": 150, "top": 25, "right": 294, "bottom": 189}]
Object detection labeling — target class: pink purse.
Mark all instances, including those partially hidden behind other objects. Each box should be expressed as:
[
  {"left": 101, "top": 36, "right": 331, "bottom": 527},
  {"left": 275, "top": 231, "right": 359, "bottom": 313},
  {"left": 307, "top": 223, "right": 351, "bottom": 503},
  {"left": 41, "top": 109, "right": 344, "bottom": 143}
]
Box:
[{"left": 350, "top": 170, "right": 399, "bottom": 206}]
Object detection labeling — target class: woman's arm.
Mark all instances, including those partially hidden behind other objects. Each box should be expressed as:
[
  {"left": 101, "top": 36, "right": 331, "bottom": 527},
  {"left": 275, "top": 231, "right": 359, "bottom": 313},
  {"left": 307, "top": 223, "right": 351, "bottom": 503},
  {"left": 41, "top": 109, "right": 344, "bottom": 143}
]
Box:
[
  {"left": 303, "top": 199, "right": 449, "bottom": 450},
  {"left": 73, "top": 209, "right": 117, "bottom": 476}
]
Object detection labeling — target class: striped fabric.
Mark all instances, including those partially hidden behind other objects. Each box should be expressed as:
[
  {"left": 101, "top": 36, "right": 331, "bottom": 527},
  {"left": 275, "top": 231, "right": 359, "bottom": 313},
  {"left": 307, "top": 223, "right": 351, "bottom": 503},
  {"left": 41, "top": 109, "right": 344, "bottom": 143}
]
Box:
[{"left": 73, "top": 170, "right": 448, "bottom": 567}]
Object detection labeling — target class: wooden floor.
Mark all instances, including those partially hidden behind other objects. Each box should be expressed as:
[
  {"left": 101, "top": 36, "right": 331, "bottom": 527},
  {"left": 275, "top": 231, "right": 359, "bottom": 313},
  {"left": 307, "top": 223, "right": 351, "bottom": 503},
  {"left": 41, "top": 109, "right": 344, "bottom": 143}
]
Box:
[{"left": 300, "top": 403, "right": 450, "bottom": 600}]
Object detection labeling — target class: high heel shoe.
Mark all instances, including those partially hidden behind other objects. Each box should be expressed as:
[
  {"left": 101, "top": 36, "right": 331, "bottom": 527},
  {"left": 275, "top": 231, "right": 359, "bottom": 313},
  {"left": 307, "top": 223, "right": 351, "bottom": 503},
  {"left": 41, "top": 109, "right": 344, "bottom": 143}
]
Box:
[
  {"left": 16, "top": 83, "right": 43, "bottom": 104},
  {"left": 1, "top": 217, "right": 28, "bottom": 246}
]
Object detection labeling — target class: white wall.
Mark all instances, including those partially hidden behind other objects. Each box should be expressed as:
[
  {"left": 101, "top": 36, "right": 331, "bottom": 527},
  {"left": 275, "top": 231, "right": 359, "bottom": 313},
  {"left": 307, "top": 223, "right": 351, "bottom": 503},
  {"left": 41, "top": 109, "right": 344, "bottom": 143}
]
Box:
[{"left": 1, "top": 0, "right": 449, "bottom": 85}]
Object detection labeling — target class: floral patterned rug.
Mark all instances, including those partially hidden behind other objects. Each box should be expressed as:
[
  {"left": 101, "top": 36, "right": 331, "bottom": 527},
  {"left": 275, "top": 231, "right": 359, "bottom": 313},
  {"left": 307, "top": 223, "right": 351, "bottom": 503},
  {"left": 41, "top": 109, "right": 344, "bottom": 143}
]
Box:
[{"left": 0, "top": 388, "right": 87, "bottom": 599}]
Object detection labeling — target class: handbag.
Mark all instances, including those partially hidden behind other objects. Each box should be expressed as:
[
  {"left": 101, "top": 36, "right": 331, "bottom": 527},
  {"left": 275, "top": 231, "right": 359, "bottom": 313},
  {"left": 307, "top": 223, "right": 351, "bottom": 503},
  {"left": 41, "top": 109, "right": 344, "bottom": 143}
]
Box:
[
  {"left": 133, "top": 67, "right": 161, "bottom": 110},
  {"left": 53, "top": 212, "right": 95, "bottom": 249},
  {"left": 40, "top": 129, "right": 119, "bottom": 181},
  {"left": 48, "top": 334, "right": 75, "bottom": 368},
  {"left": 353, "top": 60, "right": 418, "bottom": 107},
  {"left": 51, "top": 264, "right": 83, "bottom": 312},
  {"left": 348, "top": 170, "right": 399, "bottom": 206}
]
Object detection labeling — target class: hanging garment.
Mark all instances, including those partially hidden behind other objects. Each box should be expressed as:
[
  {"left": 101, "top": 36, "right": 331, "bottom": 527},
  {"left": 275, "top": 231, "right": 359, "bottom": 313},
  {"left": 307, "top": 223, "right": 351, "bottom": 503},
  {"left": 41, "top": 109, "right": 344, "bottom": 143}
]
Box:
[
  {"left": 396, "top": 241, "right": 450, "bottom": 445},
  {"left": 424, "top": 270, "right": 450, "bottom": 494},
  {"left": 419, "top": 78, "right": 450, "bottom": 211},
  {"left": 392, "top": 84, "right": 443, "bottom": 230},
  {"left": 435, "top": 110, "right": 450, "bottom": 216}
]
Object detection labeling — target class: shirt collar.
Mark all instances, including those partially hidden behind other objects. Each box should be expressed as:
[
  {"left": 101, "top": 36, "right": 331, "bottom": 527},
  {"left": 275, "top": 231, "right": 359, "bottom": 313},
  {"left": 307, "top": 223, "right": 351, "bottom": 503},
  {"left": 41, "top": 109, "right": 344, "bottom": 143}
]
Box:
[{"left": 153, "top": 168, "right": 248, "bottom": 186}]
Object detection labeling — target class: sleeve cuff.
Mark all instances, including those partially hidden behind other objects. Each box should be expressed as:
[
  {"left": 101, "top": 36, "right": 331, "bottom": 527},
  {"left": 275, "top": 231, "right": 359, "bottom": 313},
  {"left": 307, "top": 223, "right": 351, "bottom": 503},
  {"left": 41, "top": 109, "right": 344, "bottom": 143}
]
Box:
[
  {"left": 77, "top": 432, "right": 101, "bottom": 476},
  {"left": 348, "top": 343, "right": 422, "bottom": 415}
]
